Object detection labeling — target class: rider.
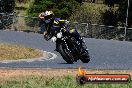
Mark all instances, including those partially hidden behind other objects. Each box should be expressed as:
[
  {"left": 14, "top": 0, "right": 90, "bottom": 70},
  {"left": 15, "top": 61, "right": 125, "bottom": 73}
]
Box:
[
  {"left": 39, "top": 9, "right": 82, "bottom": 51},
  {"left": 38, "top": 6, "right": 54, "bottom": 34}
]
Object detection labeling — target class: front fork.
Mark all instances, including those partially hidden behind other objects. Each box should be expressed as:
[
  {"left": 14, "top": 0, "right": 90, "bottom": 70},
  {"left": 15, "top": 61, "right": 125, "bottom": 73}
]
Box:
[
  {"left": 56, "top": 38, "right": 71, "bottom": 53},
  {"left": 56, "top": 38, "right": 78, "bottom": 61}
]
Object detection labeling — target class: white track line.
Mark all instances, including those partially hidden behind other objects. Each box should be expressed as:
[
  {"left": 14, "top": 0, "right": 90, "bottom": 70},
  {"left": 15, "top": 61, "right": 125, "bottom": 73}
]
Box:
[{"left": 0, "top": 50, "right": 57, "bottom": 63}]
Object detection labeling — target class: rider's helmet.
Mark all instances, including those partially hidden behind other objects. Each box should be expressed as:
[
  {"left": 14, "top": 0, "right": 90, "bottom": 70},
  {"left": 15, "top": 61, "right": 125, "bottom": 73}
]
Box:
[
  {"left": 44, "top": 11, "right": 54, "bottom": 20},
  {"left": 44, "top": 11, "right": 54, "bottom": 16}
]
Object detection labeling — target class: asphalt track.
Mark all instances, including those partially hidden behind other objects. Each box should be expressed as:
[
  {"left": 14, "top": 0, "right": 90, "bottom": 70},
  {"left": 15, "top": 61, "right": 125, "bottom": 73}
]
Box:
[{"left": 0, "top": 30, "right": 132, "bottom": 70}]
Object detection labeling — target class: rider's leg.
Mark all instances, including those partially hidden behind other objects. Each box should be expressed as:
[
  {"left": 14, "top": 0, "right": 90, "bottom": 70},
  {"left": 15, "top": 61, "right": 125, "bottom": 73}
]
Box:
[
  {"left": 46, "top": 18, "right": 54, "bottom": 35},
  {"left": 40, "top": 23, "right": 46, "bottom": 34}
]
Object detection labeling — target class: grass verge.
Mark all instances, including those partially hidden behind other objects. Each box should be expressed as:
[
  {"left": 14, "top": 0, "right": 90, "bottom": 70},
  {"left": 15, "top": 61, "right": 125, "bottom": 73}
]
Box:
[
  {"left": 0, "top": 69, "right": 131, "bottom": 88},
  {"left": 0, "top": 74, "right": 131, "bottom": 88},
  {"left": 0, "top": 43, "right": 43, "bottom": 60}
]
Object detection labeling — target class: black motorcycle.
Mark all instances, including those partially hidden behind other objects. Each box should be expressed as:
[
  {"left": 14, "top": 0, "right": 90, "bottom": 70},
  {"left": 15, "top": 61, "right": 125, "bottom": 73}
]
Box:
[{"left": 44, "top": 22, "right": 90, "bottom": 64}]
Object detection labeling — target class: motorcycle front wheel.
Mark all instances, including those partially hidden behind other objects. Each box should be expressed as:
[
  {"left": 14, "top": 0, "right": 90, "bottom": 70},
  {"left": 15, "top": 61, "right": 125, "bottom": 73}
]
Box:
[{"left": 58, "top": 44, "right": 74, "bottom": 64}]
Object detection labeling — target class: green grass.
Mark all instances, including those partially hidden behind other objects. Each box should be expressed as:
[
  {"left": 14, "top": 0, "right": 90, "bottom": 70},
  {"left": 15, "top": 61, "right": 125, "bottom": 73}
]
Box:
[{"left": 0, "top": 75, "right": 131, "bottom": 88}]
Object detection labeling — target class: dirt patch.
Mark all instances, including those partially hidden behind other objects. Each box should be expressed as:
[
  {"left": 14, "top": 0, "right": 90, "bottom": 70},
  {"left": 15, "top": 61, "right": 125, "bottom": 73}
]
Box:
[
  {"left": 0, "top": 43, "right": 43, "bottom": 60},
  {"left": 0, "top": 68, "right": 132, "bottom": 79}
]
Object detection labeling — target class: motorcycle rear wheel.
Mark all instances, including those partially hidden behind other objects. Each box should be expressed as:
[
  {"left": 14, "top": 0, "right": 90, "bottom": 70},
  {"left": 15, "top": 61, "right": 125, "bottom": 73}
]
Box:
[
  {"left": 80, "top": 42, "right": 90, "bottom": 63},
  {"left": 80, "top": 53, "right": 90, "bottom": 63}
]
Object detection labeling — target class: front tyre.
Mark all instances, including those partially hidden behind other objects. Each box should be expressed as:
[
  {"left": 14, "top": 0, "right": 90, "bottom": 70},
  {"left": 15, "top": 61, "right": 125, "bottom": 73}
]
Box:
[{"left": 58, "top": 44, "right": 74, "bottom": 64}]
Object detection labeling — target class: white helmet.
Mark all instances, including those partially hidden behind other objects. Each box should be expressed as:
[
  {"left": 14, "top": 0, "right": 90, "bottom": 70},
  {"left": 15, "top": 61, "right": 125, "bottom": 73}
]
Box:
[{"left": 44, "top": 11, "right": 53, "bottom": 16}]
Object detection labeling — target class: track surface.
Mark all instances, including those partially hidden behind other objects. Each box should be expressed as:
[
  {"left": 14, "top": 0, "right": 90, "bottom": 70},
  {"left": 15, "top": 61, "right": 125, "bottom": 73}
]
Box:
[{"left": 0, "top": 30, "right": 132, "bottom": 69}]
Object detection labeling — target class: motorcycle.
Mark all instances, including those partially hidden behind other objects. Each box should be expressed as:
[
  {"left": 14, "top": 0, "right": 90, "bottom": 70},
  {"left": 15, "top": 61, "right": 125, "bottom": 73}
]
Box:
[{"left": 44, "top": 21, "right": 90, "bottom": 64}]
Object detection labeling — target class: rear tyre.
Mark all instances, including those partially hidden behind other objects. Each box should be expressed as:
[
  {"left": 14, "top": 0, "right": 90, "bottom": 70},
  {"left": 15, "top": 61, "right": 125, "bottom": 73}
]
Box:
[
  {"left": 58, "top": 44, "right": 74, "bottom": 64},
  {"left": 80, "top": 53, "right": 90, "bottom": 63},
  {"left": 80, "top": 42, "right": 90, "bottom": 63}
]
